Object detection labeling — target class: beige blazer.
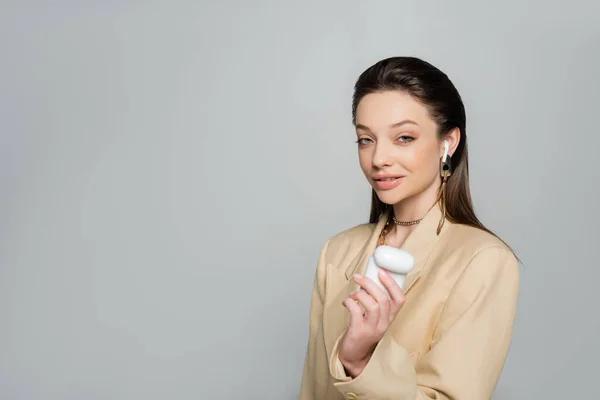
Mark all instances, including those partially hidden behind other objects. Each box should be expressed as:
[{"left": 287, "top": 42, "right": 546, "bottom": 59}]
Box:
[{"left": 299, "top": 204, "right": 520, "bottom": 400}]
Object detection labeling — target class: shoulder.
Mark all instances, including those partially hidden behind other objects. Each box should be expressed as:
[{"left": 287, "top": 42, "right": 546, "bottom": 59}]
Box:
[
  {"left": 329, "top": 222, "right": 375, "bottom": 248},
  {"left": 441, "top": 222, "right": 519, "bottom": 282},
  {"left": 318, "top": 221, "right": 376, "bottom": 266},
  {"left": 444, "top": 222, "right": 515, "bottom": 257}
]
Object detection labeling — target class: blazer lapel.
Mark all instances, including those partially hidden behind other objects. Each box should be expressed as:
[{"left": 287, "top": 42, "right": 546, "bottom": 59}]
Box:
[
  {"left": 343, "top": 203, "right": 448, "bottom": 295},
  {"left": 344, "top": 212, "right": 390, "bottom": 291},
  {"left": 400, "top": 203, "right": 446, "bottom": 293}
]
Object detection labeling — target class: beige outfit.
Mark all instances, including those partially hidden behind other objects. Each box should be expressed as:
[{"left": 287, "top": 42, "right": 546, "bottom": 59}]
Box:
[{"left": 299, "top": 204, "right": 520, "bottom": 400}]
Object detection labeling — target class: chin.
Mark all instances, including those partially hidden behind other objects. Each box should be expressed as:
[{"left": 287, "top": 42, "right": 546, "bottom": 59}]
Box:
[{"left": 373, "top": 188, "right": 408, "bottom": 205}]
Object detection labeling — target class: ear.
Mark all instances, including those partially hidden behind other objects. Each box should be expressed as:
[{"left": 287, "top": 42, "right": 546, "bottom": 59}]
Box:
[{"left": 440, "top": 128, "right": 461, "bottom": 158}]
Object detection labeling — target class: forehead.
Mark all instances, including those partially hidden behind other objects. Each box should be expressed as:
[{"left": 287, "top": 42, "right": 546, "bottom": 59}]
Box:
[{"left": 355, "top": 90, "right": 436, "bottom": 131}]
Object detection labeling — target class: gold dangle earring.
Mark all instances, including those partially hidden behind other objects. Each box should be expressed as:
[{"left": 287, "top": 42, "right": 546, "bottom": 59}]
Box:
[{"left": 437, "top": 140, "right": 452, "bottom": 235}]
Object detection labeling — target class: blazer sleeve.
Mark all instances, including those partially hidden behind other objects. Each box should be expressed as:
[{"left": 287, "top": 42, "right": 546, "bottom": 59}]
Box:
[
  {"left": 328, "top": 245, "right": 520, "bottom": 400},
  {"left": 299, "top": 238, "right": 331, "bottom": 400}
]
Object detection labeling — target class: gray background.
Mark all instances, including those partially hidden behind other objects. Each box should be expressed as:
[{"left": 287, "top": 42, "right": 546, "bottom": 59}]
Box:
[{"left": 1, "top": 1, "right": 599, "bottom": 399}]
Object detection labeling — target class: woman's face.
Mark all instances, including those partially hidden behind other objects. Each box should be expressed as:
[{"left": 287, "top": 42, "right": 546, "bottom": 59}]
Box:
[{"left": 355, "top": 90, "right": 447, "bottom": 206}]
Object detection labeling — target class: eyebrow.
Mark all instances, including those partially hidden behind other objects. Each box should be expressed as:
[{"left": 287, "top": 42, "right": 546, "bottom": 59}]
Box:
[{"left": 356, "top": 119, "right": 419, "bottom": 133}]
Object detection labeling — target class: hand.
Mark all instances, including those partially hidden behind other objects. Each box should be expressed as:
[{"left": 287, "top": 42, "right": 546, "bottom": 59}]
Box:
[{"left": 338, "top": 269, "right": 406, "bottom": 377}]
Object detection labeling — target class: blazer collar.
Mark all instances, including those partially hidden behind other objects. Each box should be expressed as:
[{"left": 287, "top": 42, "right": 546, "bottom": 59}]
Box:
[{"left": 344, "top": 202, "right": 448, "bottom": 294}]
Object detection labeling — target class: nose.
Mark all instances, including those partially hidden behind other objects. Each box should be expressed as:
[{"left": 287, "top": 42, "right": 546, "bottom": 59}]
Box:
[{"left": 372, "top": 141, "right": 394, "bottom": 169}]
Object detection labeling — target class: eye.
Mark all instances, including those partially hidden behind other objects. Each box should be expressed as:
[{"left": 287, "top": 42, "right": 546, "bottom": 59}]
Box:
[
  {"left": 355, "top": 138, "right": 373, "bottom": 145},
  {"left": 397, "top": 135, "right": 414, "bottom": 143}
]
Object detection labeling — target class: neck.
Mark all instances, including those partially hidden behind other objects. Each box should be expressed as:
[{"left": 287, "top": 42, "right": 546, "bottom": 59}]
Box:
[{"left": 392, "top": 179, "right": 441, "bottom": 222}]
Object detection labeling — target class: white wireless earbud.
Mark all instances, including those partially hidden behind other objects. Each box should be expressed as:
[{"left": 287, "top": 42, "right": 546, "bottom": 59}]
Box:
[
  {"left": 363, "top": 245, "right": 415, "bottom": 298},
  {"left": 442, "top": 140, "right": 450, "bottom": 162}
]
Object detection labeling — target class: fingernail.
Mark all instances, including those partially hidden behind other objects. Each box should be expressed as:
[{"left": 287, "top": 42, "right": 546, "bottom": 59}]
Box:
[{"left": 354, "top": 273, "right": 363, "bottom": 280}]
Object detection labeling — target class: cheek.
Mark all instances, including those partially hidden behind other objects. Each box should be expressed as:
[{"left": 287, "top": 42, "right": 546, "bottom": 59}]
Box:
[
  {"left": 410, "top": 147, "right": 439, "bottom": 178},
  {"left": 358, "top": 150, "right": 371, "bottom": 172}
]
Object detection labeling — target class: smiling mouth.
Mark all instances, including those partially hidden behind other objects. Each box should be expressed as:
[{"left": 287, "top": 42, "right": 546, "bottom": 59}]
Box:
[
  {"left": 373, "top": 175, "right": 405, "bottom": 181},
  {"left": 373, "top": 176, "right": 405, "bottom": 190}
]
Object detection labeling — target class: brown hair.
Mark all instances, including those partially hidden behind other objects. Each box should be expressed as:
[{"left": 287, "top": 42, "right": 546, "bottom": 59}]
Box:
[{"left": 352, "top": 56, "right": 516, "bottom": 256}]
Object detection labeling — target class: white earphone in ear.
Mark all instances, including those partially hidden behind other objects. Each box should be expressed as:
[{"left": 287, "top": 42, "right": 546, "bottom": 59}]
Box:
[{"left": 442, "top": 140, "right": 450, "bottom": 162}]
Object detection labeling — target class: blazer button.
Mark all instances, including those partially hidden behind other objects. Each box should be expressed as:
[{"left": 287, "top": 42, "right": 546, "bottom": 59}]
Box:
[{"left": 345, "top": 392, "right": 358, "bottom": 400}]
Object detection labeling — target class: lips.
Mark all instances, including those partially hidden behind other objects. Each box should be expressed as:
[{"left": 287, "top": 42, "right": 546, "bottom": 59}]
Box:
[{"left": 373, "top": 175, "right": 405, "bottom": 190}]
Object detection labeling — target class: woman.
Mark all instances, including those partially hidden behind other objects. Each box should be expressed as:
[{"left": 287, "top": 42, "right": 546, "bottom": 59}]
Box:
[{"left": 299, "top": 57, "right": 520, "bottom": 400}]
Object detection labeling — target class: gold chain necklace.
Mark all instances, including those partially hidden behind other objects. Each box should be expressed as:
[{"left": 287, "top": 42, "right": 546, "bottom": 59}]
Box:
[
  {"left": 378, "top": 213, "right": 423, "bottom": 246},
  {"left": 392, "top": 215, "right": 423, "bottom": 226}
]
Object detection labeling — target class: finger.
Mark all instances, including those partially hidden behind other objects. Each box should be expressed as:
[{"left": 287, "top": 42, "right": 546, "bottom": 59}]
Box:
[
  {"left": 349, "top": 291, "right": 367, "bottom": 315},
  {"left": 353, "top": 289, "right": 380, "bottom": 327},
  {"left": 342, "top": 297, "right": 364, "bottom": 328},
  {"left": 378, "top": 269, "right": 406, "bottom": 315},
  {"left": 354, "top": 274, "right": 390, "bottom": 320}
]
